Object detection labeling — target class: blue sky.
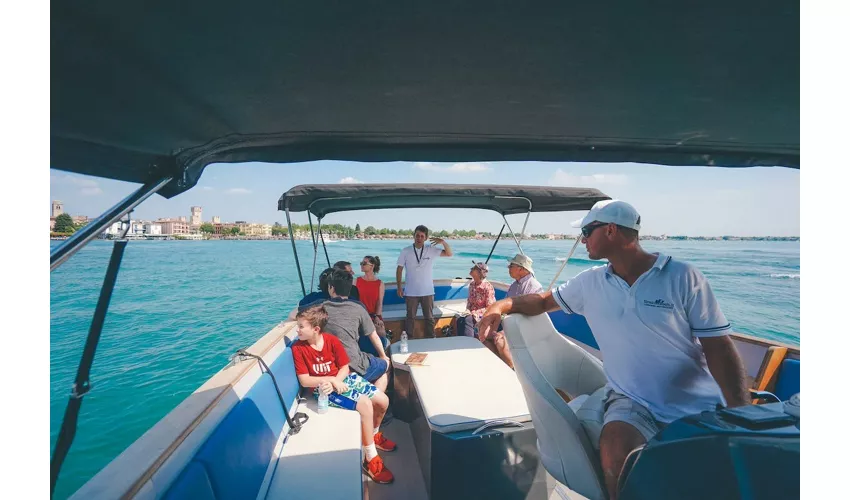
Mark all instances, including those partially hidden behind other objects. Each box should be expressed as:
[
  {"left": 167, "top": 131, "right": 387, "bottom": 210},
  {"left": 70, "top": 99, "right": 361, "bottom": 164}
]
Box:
[{"left": 49, "top": 161, "right": 800, "bottom": 236}]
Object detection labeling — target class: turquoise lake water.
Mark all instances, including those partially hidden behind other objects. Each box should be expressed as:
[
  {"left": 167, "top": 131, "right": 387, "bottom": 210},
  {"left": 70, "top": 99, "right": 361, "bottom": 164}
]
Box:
[{"left": 50, "top": 238, "right": 799, "bottom": 498}]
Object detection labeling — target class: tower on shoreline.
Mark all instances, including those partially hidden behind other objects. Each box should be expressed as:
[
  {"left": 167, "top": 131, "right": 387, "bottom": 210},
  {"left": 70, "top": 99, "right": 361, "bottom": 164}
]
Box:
[
  {"left": 191, "top": 206, "right": 202, "bottom": 225},
  {"left": 52, "top": 200, "right": 64, "bottom": 217}
]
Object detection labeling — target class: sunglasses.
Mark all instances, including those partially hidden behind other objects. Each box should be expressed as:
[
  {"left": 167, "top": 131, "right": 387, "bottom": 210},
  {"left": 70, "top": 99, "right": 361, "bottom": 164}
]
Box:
[
  {"left": 581, "top": 222, "right": 608, "bottom": 238},
  {"left": 360, "top": 261, "right": 373, "bottom": 266}
]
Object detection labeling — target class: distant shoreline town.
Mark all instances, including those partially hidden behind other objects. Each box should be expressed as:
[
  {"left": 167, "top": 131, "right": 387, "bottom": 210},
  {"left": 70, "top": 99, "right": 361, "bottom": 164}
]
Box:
[{"left": 49, "top": 201, "right": 799, "bottom": 242}]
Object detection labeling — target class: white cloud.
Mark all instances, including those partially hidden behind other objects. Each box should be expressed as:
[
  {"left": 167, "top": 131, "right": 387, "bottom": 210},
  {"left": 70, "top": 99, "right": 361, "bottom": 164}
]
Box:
[
  {"left": 339, "top": 177, "right": 363, "bottom": 184},
  {"left": 548, "top": 169, "right": 628, "bottom": 186},
  {"left": 413, "top": 162, "right": 491, "bottom": 173},
  {"left": 51, "top": 172, "right": 103, "bottom": 196},
  {"left": 201, "top": 186, "right": 215, "bottom": 191},
  {"left": 226, "top": 187, "right": 252, "bottom": 195}
]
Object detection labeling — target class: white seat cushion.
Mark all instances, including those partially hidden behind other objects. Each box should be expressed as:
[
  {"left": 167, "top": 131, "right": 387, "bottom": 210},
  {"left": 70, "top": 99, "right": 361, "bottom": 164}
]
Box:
[
  {"left": 571, "top": 387, "right": 606, "bottom": 450},
  {"left": 379, "top": 299, "right": 468, "bottom": 321},
  {"left": 267, "top": 399, "right": 362, "bottom": 499}
]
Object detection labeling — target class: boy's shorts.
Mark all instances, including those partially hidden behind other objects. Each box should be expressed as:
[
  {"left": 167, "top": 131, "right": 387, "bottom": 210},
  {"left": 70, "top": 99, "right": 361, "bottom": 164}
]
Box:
[{"left": 313, "top": 373, "right": 378, "bottom": 410}]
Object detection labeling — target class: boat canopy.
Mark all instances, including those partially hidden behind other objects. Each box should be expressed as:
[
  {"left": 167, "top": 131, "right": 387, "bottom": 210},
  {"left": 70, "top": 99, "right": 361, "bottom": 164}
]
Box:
[
  {"left": 279, "top": 184, "right": 610, "bottom": 218},
  {"left": 52, "top": 1, "right": 799, "bottom": 198}
]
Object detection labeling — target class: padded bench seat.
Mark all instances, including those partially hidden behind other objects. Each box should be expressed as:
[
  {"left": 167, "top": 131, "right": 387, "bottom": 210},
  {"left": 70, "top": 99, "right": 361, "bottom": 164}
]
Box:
[
  {"left": 379, "top": 299, "right": 468, "bottom": 322},
  {"left": 266, "top": 398, "right": 363, "bottom": 499}
]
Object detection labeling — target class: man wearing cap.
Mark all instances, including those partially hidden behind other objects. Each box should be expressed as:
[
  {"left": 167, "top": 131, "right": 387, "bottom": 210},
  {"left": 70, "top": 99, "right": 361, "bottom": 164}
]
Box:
[
  {"left": 507, "top": 254, "right": 544, "bottom": 298},
  {"left": 478, "top": 200, "right": 749, "bottom": 500},
  {"left": 480, "top": 254, "right": 545, "bottom": 368}
]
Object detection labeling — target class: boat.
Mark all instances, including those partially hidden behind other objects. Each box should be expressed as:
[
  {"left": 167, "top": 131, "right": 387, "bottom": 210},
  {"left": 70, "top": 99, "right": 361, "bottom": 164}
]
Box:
[{"left": 50, "top": 1, "right": 799, "bottom": 499}]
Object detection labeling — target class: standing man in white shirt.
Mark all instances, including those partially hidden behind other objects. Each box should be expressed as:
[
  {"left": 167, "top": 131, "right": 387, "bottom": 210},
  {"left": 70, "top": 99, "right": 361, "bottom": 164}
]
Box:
[
  {"left": 396, "top": 225, "right": 453, "bottom": 337},
  {"left": 478, "top": 200, "right": 749, "bottom": 500}
]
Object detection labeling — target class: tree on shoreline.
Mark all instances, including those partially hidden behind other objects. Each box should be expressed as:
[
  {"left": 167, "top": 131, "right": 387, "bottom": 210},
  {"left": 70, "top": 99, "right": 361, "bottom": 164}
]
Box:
[
  {"left": 54, "top": 213, "right": 75, "bottom": 233},
  {"left": 200, "top": 223, "right": 214, "bottom": 234}
]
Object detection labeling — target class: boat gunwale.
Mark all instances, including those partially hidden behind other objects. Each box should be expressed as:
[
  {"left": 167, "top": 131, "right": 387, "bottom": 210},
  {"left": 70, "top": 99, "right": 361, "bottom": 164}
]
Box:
[{"left": 116, "top": 320, "right": 297, "bottom": 499}]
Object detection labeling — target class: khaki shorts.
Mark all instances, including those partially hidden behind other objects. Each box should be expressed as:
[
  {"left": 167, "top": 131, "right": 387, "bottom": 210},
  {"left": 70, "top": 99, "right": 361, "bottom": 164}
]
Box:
[{"left": 603, "top": 387, "right": 663, "bottom": 442}]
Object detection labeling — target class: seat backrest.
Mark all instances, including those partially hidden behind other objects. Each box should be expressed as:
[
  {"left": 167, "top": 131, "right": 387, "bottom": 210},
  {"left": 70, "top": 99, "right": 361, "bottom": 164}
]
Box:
[
  {"left": 774, "top": 358, "right": 800, "bottom": 402},
  {"left": 503, "top": 313, "right": 608, "bottom": 500}
]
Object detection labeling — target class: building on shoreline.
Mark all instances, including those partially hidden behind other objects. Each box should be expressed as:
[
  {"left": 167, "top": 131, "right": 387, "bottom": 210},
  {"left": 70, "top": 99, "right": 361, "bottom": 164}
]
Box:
[
  {"left": 156, "top": 218, "right": 191, "bottom": 235},
  {"left": 50, "top": 200, "right": 90, "bottom": 232}
]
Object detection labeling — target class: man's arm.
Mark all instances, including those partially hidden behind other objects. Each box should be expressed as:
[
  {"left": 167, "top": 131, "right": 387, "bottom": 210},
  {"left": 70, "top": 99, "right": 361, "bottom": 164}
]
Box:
[
  {"left": 430, "top": 237, "right": 453, "bottom": 256},
  {"left": 367, "top": 331, "right": 389, "bottom": 360},
  {"left": 396, "top": 265, "right": 404, "bottom": 298},
  {"left": 478, "top": 292, "right": 560, "bottom": 339},
  {"left": 700, "top": 335, "right": 750, "bottom": 407},
  {"left": 440, "top": 239, "right": 453, "bottom": 257}
]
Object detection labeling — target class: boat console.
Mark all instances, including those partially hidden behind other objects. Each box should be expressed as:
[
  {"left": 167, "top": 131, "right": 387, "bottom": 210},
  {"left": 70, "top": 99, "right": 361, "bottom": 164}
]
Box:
[
  {"left": 619, "top": 401, "right": 800, "bottom": 500},
  {"left": 390, "top": 337, "right": 549, "bottom": 499}
]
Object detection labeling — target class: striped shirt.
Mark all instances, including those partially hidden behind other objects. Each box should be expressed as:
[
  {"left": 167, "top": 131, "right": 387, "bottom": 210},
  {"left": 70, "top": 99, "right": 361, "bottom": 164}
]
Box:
[{"left": 553, "top": 253, "right": 730, "bottom": 423}]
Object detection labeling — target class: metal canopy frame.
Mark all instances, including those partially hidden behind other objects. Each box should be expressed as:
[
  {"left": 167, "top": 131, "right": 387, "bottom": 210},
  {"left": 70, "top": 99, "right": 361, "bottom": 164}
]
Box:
[
  {"left": 50, "top": 175, "right": 173, "bottom": 497},
  {"left": 283, "top": 193, "right": 542, "bottom": 297}
]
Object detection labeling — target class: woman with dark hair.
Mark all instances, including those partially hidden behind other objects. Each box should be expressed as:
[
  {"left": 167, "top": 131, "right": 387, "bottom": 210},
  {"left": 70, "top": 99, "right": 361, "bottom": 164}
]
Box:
[{"left": 357, "top": 255, "right": 386, "bottom": 336}]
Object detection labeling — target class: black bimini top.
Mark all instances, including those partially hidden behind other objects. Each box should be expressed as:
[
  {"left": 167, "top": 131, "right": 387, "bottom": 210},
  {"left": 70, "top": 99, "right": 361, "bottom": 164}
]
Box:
[
  {"left": 52, "top": 1, "right": 799, "bottom": 198},
  {"left": 280, "top": 184, "right": 609, "bottom": 218}
]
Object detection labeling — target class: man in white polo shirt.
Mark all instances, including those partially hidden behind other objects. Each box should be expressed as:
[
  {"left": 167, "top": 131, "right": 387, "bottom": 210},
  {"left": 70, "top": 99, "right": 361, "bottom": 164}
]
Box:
[
  {"left": 396, "top": 225, "right": 453, "bottom": 337},
  {"left": 478, "top": 200, "right": 749, "bottom": 500}
]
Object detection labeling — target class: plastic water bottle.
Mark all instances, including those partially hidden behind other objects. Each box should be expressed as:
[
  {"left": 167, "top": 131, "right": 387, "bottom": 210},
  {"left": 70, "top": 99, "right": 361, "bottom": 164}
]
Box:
[
  {"left": 400, "top": 331, "right": 409, "bottom": 353},
  {"left": 317, "top": 383, "right": 329, "bottom": 414}
]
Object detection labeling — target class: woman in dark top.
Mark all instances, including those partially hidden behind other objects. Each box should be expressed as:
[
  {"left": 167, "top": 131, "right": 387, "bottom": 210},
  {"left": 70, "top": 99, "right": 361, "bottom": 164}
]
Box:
[{"left": 356, "top": 255, "right": 386, "bottom": 336}]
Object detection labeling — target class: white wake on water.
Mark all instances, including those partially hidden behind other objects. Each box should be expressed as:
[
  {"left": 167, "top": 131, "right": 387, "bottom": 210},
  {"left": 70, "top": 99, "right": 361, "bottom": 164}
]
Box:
[{"left": 769, "top": 273, "right": 800, "bottom": 279}]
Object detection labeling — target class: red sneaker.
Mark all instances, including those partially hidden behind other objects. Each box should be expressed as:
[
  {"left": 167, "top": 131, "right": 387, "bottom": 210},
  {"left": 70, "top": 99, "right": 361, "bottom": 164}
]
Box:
[
  {"left": 363, "top": 455, "right": 394, "bottom": 484},
  {"left": 374, "top": 432, "right": 397, "bottom": 452}
]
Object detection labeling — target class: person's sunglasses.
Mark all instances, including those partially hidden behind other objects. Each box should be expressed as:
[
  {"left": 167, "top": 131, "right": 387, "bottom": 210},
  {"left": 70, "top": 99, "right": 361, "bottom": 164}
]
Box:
[
  {"left": 360, "top": 261, "right": 372, "bottom": 266},
  {"left": 581, "top": 222, "right": 608, "bottom": 238}
]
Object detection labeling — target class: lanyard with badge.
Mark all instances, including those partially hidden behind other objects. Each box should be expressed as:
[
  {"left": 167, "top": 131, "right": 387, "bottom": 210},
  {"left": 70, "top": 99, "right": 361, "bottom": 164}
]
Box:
[{"left": 413, "top": 244, "right": 425, "bottom": 268}]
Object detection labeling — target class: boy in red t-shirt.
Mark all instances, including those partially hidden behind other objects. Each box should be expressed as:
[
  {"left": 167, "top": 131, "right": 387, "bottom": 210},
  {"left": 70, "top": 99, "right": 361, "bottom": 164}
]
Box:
[{"left": 292, "top": 305, "right": 397, "bottom": 484}]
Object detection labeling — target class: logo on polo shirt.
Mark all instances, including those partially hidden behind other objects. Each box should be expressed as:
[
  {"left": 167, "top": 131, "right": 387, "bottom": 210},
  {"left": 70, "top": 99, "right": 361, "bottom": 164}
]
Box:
[{"left": 643, "top": 298, "right": 674, "bottom": 310}]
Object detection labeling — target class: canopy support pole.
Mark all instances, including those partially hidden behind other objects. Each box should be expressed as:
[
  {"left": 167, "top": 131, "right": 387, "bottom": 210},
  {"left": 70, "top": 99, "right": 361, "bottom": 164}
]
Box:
[
  {"left": 501, "top": 215, "right": 524, "bottom": 255},
  {"left": 308, "top": 213, "right": 319, "bottom": 291},
  {"left": 285, "top": 206, "right": 307, "bottom": 297},
  {"left": 50, "top": 176, "right": 172, "bottom": 272},
  {"left": 494, "top": 195, "right": 532, "bottom": 255},
  {"left": 50, "top": 237, "right": 129, "bottom": 496},
  {"left": 485, "top": 225, "right": 506, "bottom": 264},
  {"left": 318, "top": 217, "right": 331, "bottom": 268},
  {"left": 519, "top": 211, "right": 532, "bottom": 242},
  {"left": 547, "top": 238, "right": 582, "bottom": 291}
]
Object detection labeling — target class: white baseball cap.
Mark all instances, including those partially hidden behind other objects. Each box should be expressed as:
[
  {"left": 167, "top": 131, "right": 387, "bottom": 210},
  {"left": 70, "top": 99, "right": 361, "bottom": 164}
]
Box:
[{"left": 571, "top": 200, "right": 642, "bottom": 230}]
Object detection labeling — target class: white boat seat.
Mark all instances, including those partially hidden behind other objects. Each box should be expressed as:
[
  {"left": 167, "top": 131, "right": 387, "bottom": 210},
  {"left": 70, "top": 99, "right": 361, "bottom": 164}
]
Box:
[
  {"left": 567, "top": 387, "right": 607, "bottom": 450},
  {"left": 266, "top": 398, "right": 363, "bottom": 499},
  {"left": 379, "top": 299, "right": 468, "bottom": 322},
  {"left": 502, "top": 313, "right": 608, "bottom": 500}
]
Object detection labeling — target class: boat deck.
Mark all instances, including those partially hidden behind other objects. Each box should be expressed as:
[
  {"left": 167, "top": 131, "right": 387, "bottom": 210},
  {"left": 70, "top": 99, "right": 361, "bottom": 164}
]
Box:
[{"left": 363, "top": 419, "right": 428, "bottom": 500}]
